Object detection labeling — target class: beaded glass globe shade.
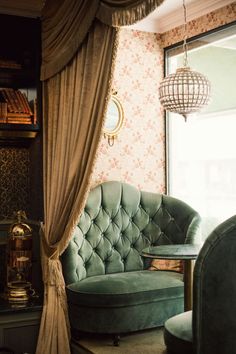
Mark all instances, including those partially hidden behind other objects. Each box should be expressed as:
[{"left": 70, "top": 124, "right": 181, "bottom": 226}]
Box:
[
  {"left": 159, "top": 0, "right": 211, "bottom": 121},
  {"left": 159, "top": 66, "right": 211, "bottom": 121}
]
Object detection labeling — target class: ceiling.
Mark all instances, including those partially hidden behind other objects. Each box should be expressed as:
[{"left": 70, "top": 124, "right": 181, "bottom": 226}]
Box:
[{"left": 0, "top": 0, "right": 234, "bottom": 32}]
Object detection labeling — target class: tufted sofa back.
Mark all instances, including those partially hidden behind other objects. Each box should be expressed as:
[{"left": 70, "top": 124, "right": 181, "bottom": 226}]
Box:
[{"left": 61, "top": 181, "right": 201, "bottom": 285}]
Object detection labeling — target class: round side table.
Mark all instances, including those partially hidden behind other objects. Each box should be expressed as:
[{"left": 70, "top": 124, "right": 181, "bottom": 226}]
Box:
[{"left": 142, "top": 244, "right": 201, "bottom": 311}]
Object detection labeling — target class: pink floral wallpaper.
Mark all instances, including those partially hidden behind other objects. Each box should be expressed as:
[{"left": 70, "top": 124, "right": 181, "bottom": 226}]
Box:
[
  {"left": 91, "top": 29, "right": 166, "bottom": 193},
  {"left": 91, "top": 3, "right": 236, "bottom": 194}
]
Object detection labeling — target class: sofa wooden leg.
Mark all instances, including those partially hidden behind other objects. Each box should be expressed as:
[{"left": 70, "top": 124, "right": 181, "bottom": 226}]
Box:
[{"left": 113, "top": 335, "right": 120, "bottom": 346}]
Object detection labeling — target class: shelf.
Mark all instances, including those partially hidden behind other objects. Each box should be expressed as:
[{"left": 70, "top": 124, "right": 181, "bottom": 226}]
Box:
[
  {"left": 0, "top": 123, "right": 40, "bottom": 140},
  {"left": 0, "top": 68, "right": 36, "bottom": 88},
  {"left": 0, "top": 295, "right": 43, "bottom": 314},
  {"left": 0, "top": 15, "right": 41, "bottom": 146}
]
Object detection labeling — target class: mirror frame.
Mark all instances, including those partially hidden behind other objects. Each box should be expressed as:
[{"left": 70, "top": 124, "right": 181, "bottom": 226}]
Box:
[{"left": 103, "top": 94, "right": 124, "bottom": 146}]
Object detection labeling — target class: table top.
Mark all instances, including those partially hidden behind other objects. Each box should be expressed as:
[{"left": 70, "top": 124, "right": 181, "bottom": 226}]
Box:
[{"left": 142, "top": 243, "right": 201, "bottom": 260}]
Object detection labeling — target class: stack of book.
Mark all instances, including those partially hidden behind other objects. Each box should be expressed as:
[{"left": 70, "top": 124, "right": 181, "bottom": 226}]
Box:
[
  {"left": 0, "top": 59, "right": 22, "bottom": 70},
  {"left": 0, "top": 88, "right": 34, "bottom": 124}
]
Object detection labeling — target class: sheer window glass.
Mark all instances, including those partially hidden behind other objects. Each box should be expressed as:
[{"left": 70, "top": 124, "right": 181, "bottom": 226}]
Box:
[{"left": 166, "top": 24, "right": 236, "bottom": 240}]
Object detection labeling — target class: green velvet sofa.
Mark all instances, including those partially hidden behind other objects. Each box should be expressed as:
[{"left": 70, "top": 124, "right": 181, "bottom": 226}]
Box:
[
  {"left": 61, "top": 181, "right": 201, "bottom": 342},
  {"left": 164, "top": 215, "right": 236, "bottom": 354}
]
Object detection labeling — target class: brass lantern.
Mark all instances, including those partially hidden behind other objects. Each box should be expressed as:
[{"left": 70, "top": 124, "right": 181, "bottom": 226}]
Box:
[{"left": 6, "top": 211, "right": 34, "bottom": 303}]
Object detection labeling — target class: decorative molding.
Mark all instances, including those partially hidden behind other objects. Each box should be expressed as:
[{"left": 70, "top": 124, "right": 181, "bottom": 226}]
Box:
[
  {"left": 0, "top": 147, "right": 30, "bottom": 219},
  {"left": 129, "top": 0, "right": 235, "bottom": 33},
  {"left": 160, "top": 2, "right": 236, "bottom": 48},
  {"left": 158, "top": 0, "right": 235, "bottom": 33}
]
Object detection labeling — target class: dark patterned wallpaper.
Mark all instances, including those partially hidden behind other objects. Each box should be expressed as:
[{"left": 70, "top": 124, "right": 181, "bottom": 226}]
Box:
[{"left": 0, "top": 147, "right": 30, "bottom": 219}]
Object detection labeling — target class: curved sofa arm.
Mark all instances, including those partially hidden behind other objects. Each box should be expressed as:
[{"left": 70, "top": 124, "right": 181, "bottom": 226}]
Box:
[
  {"left": 185, "top": 214, "right": 202, "bottom": 245},
  {"left": 193, "top": 215, "right": 236, "bottom": 354}
]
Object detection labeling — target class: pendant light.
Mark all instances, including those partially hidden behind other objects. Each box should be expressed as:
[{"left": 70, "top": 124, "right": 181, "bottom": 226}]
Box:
[{"left": 159, "top": 0, "right": 211, "bottom": 121}]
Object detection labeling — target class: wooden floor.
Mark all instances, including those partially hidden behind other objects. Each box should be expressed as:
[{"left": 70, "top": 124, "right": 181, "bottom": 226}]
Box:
[{"left": 71, "top": 327, "right": 167, "bottom": 354}]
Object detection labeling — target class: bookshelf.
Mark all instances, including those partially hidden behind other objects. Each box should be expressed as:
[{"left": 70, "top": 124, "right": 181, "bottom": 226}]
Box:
[
  {"left": 0, "top": 16, "right": 43, "bottom": 344},
  {"left": 0, "top": 14, "right": 41, "bottom": 140},
  {"left": 0, "top": 14, "right": 43, "bottom": 222}
]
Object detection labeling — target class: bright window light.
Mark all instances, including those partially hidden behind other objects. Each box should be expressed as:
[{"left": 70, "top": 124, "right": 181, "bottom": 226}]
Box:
[{"left": 166, "top": 24, "right": 236, "bottom": 239}]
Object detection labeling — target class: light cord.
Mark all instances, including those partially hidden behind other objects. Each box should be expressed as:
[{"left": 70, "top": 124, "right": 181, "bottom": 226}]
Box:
[{"left": 183, "top": 0, "right": 188, "bottom": 67}]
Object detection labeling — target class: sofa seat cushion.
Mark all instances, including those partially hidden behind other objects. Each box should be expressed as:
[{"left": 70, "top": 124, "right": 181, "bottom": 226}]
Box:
[
  {"left": 164, "top": 310, "right": 193, "bottom": 354},
  {"left": 66, "top": 270, "right": 183, "bottom": 308}
]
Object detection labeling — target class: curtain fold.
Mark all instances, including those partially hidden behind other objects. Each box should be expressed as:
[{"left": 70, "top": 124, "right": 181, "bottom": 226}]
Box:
[
  {"left": 40, "top": 0, "right": 99, "bottom": 80},
  {"left": 38, "top": 0, "right": 165, "bottom": 353},
  {"left": 97, "top": 0, "right": 165, "bottom": 26},
  {"left": 41, "top": 0, "right": 164, "bottom": 80},
  {"left": 36, "top": 20, "right": 117, "bottom": 354}
]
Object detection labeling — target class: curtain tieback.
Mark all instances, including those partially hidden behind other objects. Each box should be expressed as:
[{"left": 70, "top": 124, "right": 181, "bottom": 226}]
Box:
[{"left": 44, "top": 258, "right": 65, "bottom": 295}]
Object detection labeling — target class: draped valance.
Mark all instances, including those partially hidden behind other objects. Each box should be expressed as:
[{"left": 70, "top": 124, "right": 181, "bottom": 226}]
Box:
[
  {"left": 41, "top": 0, "right": 164, "bottom": 80},
  {"left": 96, "top": 0, "right": 165, "bottom": 26}
]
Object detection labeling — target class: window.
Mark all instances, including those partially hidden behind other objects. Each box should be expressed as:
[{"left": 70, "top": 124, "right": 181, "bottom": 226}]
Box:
[{"left": 166, "top": 23, "right": 236, "bottom": 239}]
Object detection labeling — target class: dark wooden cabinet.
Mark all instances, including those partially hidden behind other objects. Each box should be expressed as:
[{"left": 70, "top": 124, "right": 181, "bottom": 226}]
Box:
[
  {"left": 0, "top": 14, "right": 43, "bottom": 316},
  {"left": 0, "top": 298, "right": 42, "bottom": 354},
  {"left": 0, "top": 14, "right": 43, "bottom": 222}
]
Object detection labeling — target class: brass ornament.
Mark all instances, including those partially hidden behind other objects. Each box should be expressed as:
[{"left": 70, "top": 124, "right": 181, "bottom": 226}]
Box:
[{"left": 6, "top": 210, "right": 35, "bottom": 303}]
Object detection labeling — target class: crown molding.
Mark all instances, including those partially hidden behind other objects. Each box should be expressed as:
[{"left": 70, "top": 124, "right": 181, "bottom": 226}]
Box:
[
  {"left": 158, "top": 0, "right": 235, "bottom": 33},
  {"left": 128, "top": 0, "right": 235, "bottom": 33}
]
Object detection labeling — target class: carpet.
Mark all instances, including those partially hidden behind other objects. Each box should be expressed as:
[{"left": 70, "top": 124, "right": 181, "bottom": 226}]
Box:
[{"left": 71, "top": 327, "right": 167, "bottom": 354}]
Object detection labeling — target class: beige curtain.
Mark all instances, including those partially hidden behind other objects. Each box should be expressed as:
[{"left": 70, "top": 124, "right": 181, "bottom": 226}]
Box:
[
  {"left": 37, "top": 1, "right": 165, "bottom": 353},
  {"left": 40, "top": 0, "right": 99, "bottom": 80},
  {"left": 36, "top": 19, "right": 117, "bottom": 354}
]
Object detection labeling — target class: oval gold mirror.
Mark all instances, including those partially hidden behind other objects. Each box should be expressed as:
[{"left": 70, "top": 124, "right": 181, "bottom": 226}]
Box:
[{"left": 103, "top": 94, "right": 124, "bottom": 146}]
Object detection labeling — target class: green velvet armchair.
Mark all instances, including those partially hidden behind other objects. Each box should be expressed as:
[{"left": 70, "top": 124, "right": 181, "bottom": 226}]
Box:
[
  {"left": 164, "top": 215, "right": 236, "bottom": 354},
  {"left": 61, "top": 181, "right": 201, "bottom": 343}
]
